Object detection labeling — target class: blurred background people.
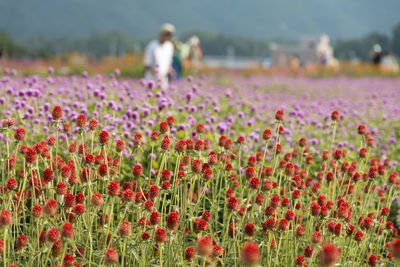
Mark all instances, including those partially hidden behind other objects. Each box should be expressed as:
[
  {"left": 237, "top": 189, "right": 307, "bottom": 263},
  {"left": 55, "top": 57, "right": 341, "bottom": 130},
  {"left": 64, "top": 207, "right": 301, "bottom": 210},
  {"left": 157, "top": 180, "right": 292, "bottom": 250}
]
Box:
[
  {"left": 172, "top": 39, "right": 183, "bottom": 80},
  {"left": 371, "top": 44, "right": 383, "bottom": 66},
  {"left": 144, "top": 23, "right": 175, "bottom": 88}
]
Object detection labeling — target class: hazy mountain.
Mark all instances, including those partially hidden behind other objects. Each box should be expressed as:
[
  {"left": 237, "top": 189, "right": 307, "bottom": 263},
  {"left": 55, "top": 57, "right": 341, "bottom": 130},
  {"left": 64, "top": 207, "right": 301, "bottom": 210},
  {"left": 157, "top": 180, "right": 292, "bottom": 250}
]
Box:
[{"left": 1, "top": 0, "right": 399, "bottom": 41}]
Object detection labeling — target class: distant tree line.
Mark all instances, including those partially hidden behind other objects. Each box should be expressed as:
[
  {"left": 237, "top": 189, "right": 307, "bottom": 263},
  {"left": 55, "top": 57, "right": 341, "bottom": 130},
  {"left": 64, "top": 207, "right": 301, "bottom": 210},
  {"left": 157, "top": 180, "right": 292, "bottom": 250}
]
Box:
[
  {"left": 1, "top": 22, "right": 400, "bottom": 61},
  {"left": 334, "top": 22, "right": 400, "bottom": 61}
]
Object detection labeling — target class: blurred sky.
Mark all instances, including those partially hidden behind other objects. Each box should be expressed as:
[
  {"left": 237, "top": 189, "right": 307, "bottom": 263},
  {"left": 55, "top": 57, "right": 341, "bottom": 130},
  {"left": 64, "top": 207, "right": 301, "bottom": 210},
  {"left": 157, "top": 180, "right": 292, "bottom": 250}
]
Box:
[{"left": 1, "top": 0, "right": 400, "bottom": 40}]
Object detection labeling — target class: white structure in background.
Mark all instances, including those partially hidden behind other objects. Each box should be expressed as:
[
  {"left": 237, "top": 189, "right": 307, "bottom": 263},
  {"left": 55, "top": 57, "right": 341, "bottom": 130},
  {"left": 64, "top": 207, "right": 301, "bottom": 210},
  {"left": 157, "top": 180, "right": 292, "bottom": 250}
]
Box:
[{"left": 270, "top": 34, "right": 338, "bottom": 67}]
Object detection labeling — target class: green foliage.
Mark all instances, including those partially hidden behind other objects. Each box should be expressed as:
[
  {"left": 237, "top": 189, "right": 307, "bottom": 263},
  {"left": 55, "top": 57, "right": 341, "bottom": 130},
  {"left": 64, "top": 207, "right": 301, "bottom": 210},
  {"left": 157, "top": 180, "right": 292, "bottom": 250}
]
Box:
[{"left": 0, "top": 31, "right": 28, "bottom": 58}]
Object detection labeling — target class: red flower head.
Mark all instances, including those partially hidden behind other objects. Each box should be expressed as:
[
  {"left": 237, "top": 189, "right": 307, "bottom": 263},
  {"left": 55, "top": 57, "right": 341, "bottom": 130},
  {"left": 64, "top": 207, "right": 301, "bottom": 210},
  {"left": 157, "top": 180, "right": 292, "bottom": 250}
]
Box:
[
  {"left": 154, "top": 228, "right": 168, "bottom": 243},
  {"left": 63, "top": 123, "right": 71, "bottom": 132},
  {"left": 43, "top": 199, "right": 57, "bottom": 216},
  {"left": 191, "top": 159, "right": 202, "bottom": 173},
  {"left": 150, "top": 211, "right": 161, "bottom": 226},
  {"left": 132, "top": 164, "right": 143, "bottom": 177},
  {"left": 107, "top": 180, "right": 120, "bottom": 196},
  {"left": 227, "top": 196, "right": 240, "bottom": 211},
  {"left": 16, "top": 234, "right": 28, "bottom": 250},
  {"left": 263, "top": 129, "right": 272, "bottom": 140},
  {"left": 185, "top": 247, "right": 195, "bottom": 261},
  {"left": 241, "top": 242, "right": 260, "bottom": 265},
  {"left": 166, "top": 212, "right": 179, "bottom": 231},
  {"left": 161, "top": 135, "right": 170, "bottom": 150},
  {"left": 63, "top": 254, "right": 75, "bottom": 266},
  {"left": 159, "top": 121, "right": 169, "bottom": 133},
  {"left": 89, "top": 119, "right": 98, "bottom": 131},
  {"left": 357, "top": 125, "right": 366, "bottom": 135},
  {"left": 278, "top": 219, "right": 289, "bottom": 231},
  {"left": 197, "top": 123, "right": 205, "bottom": 133},
  {"left": 331, "top": 110, "right": 340, "bottom": 121},
  {"left": 193, "top": 218, "right": 209, "bottom": 234},
  {"left": 51, "top": 239, "right": 62, "bottom": 257},
  {"left": 76, "top": 114, "right": 86, "bottom": 128},
  {"left": 99, "top": 130, "right": 110, "bottom": 145},
  {"left": 202, "top": 211, "right": 211, "bottom": 221},
  {"left": 61, "top": 222, "right": 74, "bottom": 238},
  {"left": 32, "top": 205, "right": 42, "bottom": 219},
  {"left": 244, "top": 222, "right": 255, "bottom": 236},
  {"left": 275, "top": 110, "right": 284, "bottom": 121},
  {"left": 74, "top": 204, "right": 86, "bottom": 215},
  {"left": 119, "top": 221, "right": 131, "bottom": 237},
  {"left": 368, "top": 255, "right": 377, "bottom": 266},
  {"left": 0, "top": 210, "right": 12, "bottom": 226},
  {"left": 149, "top": 185, "right": 159, "bottom": 200},
  {"left": 213, "top": 245, "right": 224, "bottom": 257},
  {"left": 25, "top": 147, "right": 37, "bottom": 164},
  {"left": 312, "top": 231, "right": 322, "bottom": 244},
  {"left": 14, "top": 127, "right": 25, "bottom": 141},
  {"left": 305, "top": 246, "right": 314, "bottom": 258},
  {"left": 392, "top": 236, "right": 400, "bottom": 258},
  {"left": 263, "top": 218, "right": 276, "bottom": 231},
  {"left": 166, "top": 116, "right": 175, "bottom": 127},
  {"left": 104, "top": 248, "right": 118, "bottom": 264},
  {"left": 249, "top": 177, "right": 260, "bottom": 189},
  {"left": 98, "top": 164, "right": 108, "bottom": 177},
  {"left": 52, "top": 106, "right": 63, "bottom": 120},
  {"left": 46, "top": 228, "right": 59, "bottom": 243},
  {"left": 115, "top": 140, "right": 125, "bottom": 153},
  {"left": 296, "top": 256, "right": 305, "bottom": 265},
  {"left": 319, "top": 243, "right": 339, "bottom": 266},
  {"left": 196, "top": 236, "right": 213, "bottom": 257}
]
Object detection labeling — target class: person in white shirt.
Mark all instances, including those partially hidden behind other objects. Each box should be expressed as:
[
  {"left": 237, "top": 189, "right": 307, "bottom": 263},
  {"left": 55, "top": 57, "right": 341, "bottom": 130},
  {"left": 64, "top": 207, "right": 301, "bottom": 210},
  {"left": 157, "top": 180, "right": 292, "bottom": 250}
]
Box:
[{"left": 144, "top": 23, "right": 175, "bottom": 89}]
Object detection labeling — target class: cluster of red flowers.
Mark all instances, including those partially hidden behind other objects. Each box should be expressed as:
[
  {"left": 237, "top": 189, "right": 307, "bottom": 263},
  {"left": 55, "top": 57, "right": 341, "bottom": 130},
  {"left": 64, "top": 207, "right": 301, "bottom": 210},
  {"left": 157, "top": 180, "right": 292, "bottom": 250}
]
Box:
[{"left": 0, "top": 106, "right": 398, "bottom": 266}]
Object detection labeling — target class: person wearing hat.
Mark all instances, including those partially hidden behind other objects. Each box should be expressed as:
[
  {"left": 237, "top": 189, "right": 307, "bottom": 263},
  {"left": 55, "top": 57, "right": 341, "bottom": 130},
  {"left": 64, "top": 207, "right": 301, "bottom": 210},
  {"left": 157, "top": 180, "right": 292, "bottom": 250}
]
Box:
[{"left": 144, "top": 23, "right": 175, "bottom": 88}]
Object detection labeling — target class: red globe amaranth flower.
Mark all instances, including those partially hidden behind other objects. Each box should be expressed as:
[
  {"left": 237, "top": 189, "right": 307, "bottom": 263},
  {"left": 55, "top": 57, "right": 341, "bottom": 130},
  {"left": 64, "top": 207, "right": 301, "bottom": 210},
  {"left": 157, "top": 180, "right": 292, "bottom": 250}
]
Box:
[
  {"left": 331, "top": 110, "right": 340, "bottom": 121},
  {"left": 368, "top": 255, "right": 377, "bottom": 266},
  {"left": 196, "top": 236, "right": 213, "bottom": 257},
  {"left": 25, "top": 147, "right": 37, "bottom": 164},
  {"left": 76, "top": 114, "right": 86, "bottom": 128},
  {"left": 119, "top": 221, "right": 131, "bottom": 237},
  {"left": 107, "top": 181, "right": 120, "bottom": 196},
  {"left": 52, "top": 106, "right": 63, "bottom": 120},
  {"left": 305, "top": 246, "right": 314, "bottom": 258},
  {"left": 132, "top": 164, "right": 143, "bottom": 177},
  {"left": 263, "top": 129, "right": 272, "bottom": 140},
  {"left": 99, "top": 130, "right": 110, "bottom": 145},
  {"left": 116, "top": 140, "right": 125, "bottom": 152},
  {"left": 104, "top": 248, "right": 118, "bottom": 264},
  {"left": 166, "top": 212, "right": 179, "bottom": 231},
  {"left": 89, "top": 119, "right": 98, "bottom": 131},
  {"left": 43, "top": 199, "right": 57, "bottom": 216},
  {"left": 63, "top": 254, "right": 75, "bottom": 266},
  {"left": 193, "top": 218, "right": 209, "bottom": 233},
  {"left": 227, "top": 196, "right": 240, "bottom": 211},
  {"left": 275, "top": 110, "right": 284, "bottom": 121},
  {"left": 155, "top": 228, "right": 168, "bottom": 243},
  {"left": 150, "top": 211, "right": 161, "bottom": 226},
  {"left": 61, "top": 222, "right": 74, "bottom": 238},
  {"left": 32, "top": 205, "right": 43, "bottom": 219},
  {"left": 159, "top": 121, "right": 169, "bottom": 133},
  {"left": 185, "top": 247, "right": 195, "bottom": 261},
  {"left": 46, "top": 228, "right": 59, "bottom": 243},
  {"left": 241, "top": 242, "right": 260, "bottom": 265},
  {"left": 0, "top": 210, "right": 12, "bottom": 226},
  {"left": 319, "top": 243, "right": 339, "bottom": 266},
  {"left": 14, "top": 127, "right": 25, "bottom": 141},
  {"left": 16, "top": 234, "right": 28, "bottom": 250},
  {"left": 296, "top": 256, "right": 305, "bottom": 265},
  {"left": 244, "top": 222, "right": 255, "bottom": 236},
  {"left": 141, "top": 232, "right": 150, "bottom": 240},
  {"left": 51, "top": 239, "right": 62, "bottom": 257}
]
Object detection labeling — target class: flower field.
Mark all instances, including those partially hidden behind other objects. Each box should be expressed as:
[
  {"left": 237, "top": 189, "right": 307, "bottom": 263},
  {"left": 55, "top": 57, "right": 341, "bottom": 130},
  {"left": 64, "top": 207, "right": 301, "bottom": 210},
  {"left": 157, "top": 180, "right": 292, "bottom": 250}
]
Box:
[{"left": 0, "top": 71, "right": 400, "bottom": 266}]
